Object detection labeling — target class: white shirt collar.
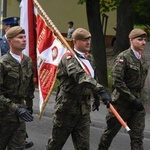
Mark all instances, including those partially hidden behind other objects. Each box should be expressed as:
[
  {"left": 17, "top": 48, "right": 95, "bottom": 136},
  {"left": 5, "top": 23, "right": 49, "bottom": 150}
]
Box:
[
  {"left": 132, "top": 49, "right": 141, "bottom": 59},
  {"left": 10, "top": 51, "right": 22, "bottom": 63},
  {"left": 74, "top": 49, "right": 86, "bottom": 58}
]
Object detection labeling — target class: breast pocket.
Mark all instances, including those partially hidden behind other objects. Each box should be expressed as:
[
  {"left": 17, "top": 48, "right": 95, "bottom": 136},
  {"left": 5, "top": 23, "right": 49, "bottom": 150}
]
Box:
[
  {"left": 129, "top": 64, "right": 139, "bottom": 71},
  {"left": 22, "top": 67, "right": 33, "bottom": 84},
  {"left": 127, "top": 64, "right": 139, "bottom": 78},
  {"left": 5, "top": 69, "right": 19, "bottom": 87}
]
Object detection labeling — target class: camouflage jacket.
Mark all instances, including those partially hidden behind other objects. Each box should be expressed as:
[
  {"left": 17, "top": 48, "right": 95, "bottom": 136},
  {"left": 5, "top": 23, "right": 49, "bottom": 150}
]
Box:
[
  {"left": 111, "top": 48, "right": 148, "bottom": 103},
  {"left": 0, "top": 53, "right": 35, "bottom": 121},
  {"left": 55, "top": 51, "right": 103, "bottom": 115}
]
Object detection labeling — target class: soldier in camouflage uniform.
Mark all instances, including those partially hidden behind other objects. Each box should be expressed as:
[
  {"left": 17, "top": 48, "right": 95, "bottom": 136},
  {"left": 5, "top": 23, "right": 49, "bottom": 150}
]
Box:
[
  {"left": 0, "top": 26, "right": 34, "bottom": 150},
  {"left": 46, "top": 28, "right": 112, "bottom": 150},
  {"left": 98, "top": 29, "right": 148, "bottom": 150},
  {"left": 0, "top": 17, "right": 34, "bottom": 149}
]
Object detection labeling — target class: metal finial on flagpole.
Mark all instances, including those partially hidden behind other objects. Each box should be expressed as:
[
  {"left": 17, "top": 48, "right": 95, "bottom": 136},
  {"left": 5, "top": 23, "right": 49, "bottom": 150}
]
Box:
[{"left": 33, "top": 0, "right": 60, "bottom": 39}]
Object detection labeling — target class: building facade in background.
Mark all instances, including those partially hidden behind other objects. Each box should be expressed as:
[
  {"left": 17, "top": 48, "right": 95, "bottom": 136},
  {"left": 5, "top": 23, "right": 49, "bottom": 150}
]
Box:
[{"left": 0, "top": 0, "right": 116, "bottom": 47}]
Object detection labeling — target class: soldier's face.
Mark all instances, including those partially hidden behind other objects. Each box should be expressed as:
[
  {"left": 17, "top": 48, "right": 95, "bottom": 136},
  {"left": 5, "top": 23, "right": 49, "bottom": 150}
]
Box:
[
  {"left": 130, "top": 37, "right": 146, "bottom": 51},
  {"left": 73, "top": 38, "right": 91, "bottom": 53},
  {"left": 8, "top": 34, "right": 26, "bottom": 52}
]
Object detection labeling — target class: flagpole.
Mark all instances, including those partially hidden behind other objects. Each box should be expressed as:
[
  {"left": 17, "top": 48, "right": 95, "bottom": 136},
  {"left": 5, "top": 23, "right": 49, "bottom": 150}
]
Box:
[
  {"left": 33, "top": 0, "right": 86, "bottom": 72},
  {"left": 33, "top": 0, "right": 91, "bottom": 120},
  {"left": 33, "top": 1, "right": 129, "bottom": 128}
]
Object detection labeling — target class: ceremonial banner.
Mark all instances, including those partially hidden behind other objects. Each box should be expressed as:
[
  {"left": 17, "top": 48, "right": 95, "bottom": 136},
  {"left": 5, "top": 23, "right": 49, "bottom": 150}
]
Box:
[
  {"left": 20, "top": 1, "right": 128, "bottom": 129},
  {"left": 20, "top": 0, "right": 88, "bottom": 119},
  {"left": 20, "top": 0, "right": 37, "bottom": 83},
  {"left": 35, "top": 13, "right": 67, "bottom": 118},
  {"left": 20, "top": 0, "right": 67, "bottom": 119}
]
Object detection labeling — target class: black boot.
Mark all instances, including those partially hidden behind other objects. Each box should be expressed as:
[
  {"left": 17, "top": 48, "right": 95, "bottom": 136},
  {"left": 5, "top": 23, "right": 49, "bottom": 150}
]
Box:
[{"left": 25, "top": 141, "right": 34, "bottom": 149}]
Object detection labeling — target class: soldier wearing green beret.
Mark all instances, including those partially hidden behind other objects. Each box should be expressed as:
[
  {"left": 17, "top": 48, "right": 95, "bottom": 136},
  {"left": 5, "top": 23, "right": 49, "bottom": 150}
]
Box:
[
  {"left": 98, "top": 28, "right": 148, "bottom": 150},
  {"left": 0, "top": 26, "right": 35, "bottom": 150},
  {"left": 46, "top": 28, "right": 112, "bottom": 150}
]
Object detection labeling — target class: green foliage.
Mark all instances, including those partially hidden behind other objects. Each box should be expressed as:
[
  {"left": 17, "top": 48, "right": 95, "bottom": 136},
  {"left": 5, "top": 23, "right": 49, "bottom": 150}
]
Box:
[
  {"left": 77, "top": 0, "right": 120, "bottom": 13},
  {"left": 133, "top": 0, "right": 150, "bottom": 26},
  {"left": 132, "top": 0, "right": 148, "bottom": 14},
  {"left": 77, "top": 0, "right": 86, "bottom": 5},
  {"left": 77, "top": 0, "right": 150, "bottom": 25},
  {"left": 100, "top": 0, "right": 120, "bottom": 13}
]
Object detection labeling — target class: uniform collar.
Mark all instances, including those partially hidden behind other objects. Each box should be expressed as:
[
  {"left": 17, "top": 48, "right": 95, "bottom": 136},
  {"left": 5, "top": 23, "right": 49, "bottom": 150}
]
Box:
[
  {"left": 74, "top": 49, "right": 88, "bottom": 59},
  {"left": 131, "top": 49, "right": 142, "bottom": 59}
]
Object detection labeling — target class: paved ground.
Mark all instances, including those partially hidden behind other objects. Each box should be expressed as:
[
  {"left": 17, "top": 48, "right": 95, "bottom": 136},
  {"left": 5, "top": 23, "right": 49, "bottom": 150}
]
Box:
[
  {"left": 33, "top": 88, "right": 150, "bottom": 139},
  {"left": 32, "top": 41, "right": 150, "bottom": 139}
]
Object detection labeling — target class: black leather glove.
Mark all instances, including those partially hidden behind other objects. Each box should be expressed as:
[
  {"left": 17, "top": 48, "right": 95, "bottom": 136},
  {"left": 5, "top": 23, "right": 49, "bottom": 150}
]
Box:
[
  {"left": 92, "top": 99, "right": 100, "bottom": 111},
  {"left": 99, "top": 90, "right": 112, "bottom": 108},
  {"left": 16, "top": 108, "right": 34, "bottom": 122},
  {"left": 92, "top": 94, "right": 100, "bottom": 111},
  {"left": 132, "top": 99, "right": 144, "bottom": 111},
  {"left": 27, "top": 107, "right": 33, "bottom": 115}
]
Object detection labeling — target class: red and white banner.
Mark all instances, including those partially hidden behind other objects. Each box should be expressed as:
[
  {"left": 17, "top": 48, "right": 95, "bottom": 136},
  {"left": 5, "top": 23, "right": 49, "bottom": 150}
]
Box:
[
  {"left": 20, "top": 0, "right": 67, "bottom": 118},
  {"left": 35, "top": 13, "right": 67, "bottom": 116},
  {"left": 20, "top": 0, "right": 37, "bottom": 82}
]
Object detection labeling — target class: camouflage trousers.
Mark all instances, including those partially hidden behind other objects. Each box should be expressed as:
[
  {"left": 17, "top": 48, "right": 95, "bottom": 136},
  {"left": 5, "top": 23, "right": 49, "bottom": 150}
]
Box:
[
  {"left": 98, "top": 103, "right": 145, "bottom": 150},
  {"left": 0, "top": 120, "right": 26, "bottom": 150},
  {"left": 46, "top": 112, "right": 90, "bottom": 150}
]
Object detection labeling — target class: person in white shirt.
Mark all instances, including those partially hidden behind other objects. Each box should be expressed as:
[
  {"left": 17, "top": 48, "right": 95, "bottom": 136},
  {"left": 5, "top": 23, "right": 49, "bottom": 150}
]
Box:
[{"left": 67, "top": 21, "right": 75, "bottom": 38}]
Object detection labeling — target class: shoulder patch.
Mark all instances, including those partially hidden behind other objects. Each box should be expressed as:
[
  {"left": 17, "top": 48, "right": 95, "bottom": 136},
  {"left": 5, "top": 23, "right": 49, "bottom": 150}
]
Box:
[
  {"left": 119, "top": 59, "right": 124, "bottom": 63},
  {"left": 66, "top": 55, "right": 72, "bottom": 60},
  {"left": 63, "top": 51, "right": 74, "bottom": 60}
]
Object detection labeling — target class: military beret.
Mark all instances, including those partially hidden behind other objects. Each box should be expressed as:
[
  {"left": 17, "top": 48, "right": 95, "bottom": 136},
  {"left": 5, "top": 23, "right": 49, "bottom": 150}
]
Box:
[
  {"left": 129, "top": 28, "right": 147, "bottom": 39},
  {"left": 72, "top": 28, "right": 91, "bottom": 40},
  {"left": 2, "top": 16, "right": 20, "bottom": 26},
  {"left": 6, "top": 26, "right": 25, "bottom": 39}
]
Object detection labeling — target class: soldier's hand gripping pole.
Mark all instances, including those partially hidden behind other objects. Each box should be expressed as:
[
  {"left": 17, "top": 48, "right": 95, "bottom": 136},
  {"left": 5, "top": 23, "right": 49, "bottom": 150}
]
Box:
[{"left": 109, "top": 103, "right": 131, "bottom": 133}]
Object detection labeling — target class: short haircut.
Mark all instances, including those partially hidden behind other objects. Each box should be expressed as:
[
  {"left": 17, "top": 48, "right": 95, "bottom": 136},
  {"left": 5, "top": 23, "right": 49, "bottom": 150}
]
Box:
[{"left": 68, "top": 21, "right": 74, "bottom": 26}]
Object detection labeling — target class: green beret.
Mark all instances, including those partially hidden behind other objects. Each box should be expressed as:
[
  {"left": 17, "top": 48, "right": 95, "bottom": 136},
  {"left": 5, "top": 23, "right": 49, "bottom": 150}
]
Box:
[
  {"left": 6, "top": 26, "right": 25, "bottom": 38},
  {"left": 129, "top": 28, "right": 147, "bottom": 39},
  {"left": 72, "top": 28, "right": 91, "bottom": 40}
]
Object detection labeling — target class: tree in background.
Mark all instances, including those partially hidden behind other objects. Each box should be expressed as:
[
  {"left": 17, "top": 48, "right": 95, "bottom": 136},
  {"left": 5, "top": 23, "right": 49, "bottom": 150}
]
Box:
[
  {"left": 113, "top": 0, "right": 133, "bottom": 54},
  {"left": 77, "top": 0, "right": 120, "bottom": 86},
  {"left": 113, "top": 0, "right": 150, "bottom": 53},
  {"left": 77, "top": 0, "right": 150, "bottom": 85},
  {"left": 78, "top": 0, "right": 118, "bottom": 86},
  {"left": 86, "top": 0, "right": 108, "bottom": 86},
  {"left": 134, "top": 0, "right": 150, "bottom": 30}
]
